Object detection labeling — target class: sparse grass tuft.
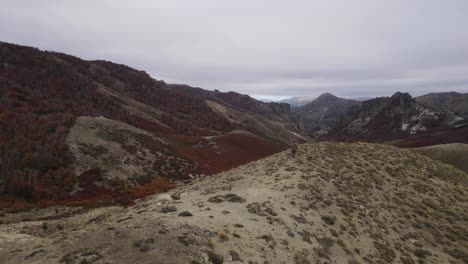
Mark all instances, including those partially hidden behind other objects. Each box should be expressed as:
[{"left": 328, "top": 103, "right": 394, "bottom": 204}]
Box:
[
  {"left": 218, "top": 231, "right": 229, "bottom": 242},
  {"left": 207, "top": 238, "right": 215, "bottom": 248}
]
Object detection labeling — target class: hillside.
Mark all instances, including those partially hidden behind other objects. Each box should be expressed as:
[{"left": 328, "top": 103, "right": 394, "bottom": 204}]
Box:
[
  {"left": 295, "top": 93, "right": 359, "bottom": 136},
  {"left": 168, "top": 84, "right": 304, "bottom": 144},
  {"left": 0, "top": 142, "right": 466, "bottom": 263},
  {"left": 328, "top": 92, "right": 466, "bottom": 144},
  {"left": 412, "top": 143, "right": 468, "bottom": 174},
  {"left": 0, "top": 42, "right": 303, "bottom": 205},
  {"left": 416, "top": 92, "right": 468, "bottom": 119}
]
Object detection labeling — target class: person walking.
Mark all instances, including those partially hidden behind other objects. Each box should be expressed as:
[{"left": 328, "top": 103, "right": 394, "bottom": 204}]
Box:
[{"left": 291, "top": 140, "right": 298, "bottom": 158}]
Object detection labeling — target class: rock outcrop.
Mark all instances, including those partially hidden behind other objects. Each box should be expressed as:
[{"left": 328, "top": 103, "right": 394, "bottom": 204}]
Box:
[
  {"left": 416, "top": 92, "right": 468, "bottom": 119},
  {"left": 329, "top": 92, "right": 466, "bottom": 141}
]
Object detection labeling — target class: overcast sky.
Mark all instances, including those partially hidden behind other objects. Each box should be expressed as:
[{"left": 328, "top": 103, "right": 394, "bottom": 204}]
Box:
[{"left": 1, "top": 0, "right": 468, "bottom": 99}]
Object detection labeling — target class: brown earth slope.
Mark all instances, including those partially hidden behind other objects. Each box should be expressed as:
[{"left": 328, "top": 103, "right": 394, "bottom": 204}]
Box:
[
  {"left": 1, "top": 142, "right": 466, "bottom": 264},
  {"left": 0, "top": 42, "right": 303, "bottom": 204}
]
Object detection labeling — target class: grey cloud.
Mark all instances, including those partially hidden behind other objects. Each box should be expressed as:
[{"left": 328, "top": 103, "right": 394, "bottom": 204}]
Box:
[{"left": 1, "top": 0, "right": 467, "bottom": 98}]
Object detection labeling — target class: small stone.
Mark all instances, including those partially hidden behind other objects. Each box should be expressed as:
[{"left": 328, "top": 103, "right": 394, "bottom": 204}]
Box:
[
  {"left": 321, "top": 215, "right": 336, "bottom": 225},
  {"left": 207, "top": 251, "right": 224, "bottom": 264},
  {"left": 178, "top": 211, "right": 193, "bottom": 217},
  {"left": 133, "top": 238, "right": 155, "bottom": 252},
  {"left": 208, "top": 194, "right": 245, "bottom": 203},
  {"left": 171, "top": 193, "right": 181, "bottom": 200},
  {"left": 160, "top": 206, "right": 177, "bottom": 213},
  {"left": 229, "top": 250, "right": 242, "bottom": 262}
]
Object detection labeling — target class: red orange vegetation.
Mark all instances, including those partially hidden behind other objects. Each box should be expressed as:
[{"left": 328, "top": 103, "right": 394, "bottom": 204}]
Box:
[
  {"left": 169, "top": 132, "right": 285, "bottom": 174},
  {"left": 0, "top": 42, "right": 287, "bottom": 208}
]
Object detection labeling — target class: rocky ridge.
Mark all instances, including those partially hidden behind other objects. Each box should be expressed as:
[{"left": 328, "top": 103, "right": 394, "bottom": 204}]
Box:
[{"left": 329, "top": 92, "right": 466, "bottom": 142}]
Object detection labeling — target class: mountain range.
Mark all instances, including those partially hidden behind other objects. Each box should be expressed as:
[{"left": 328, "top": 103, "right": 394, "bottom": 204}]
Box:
[
  {"left": 0, "top": 42, "right": 305, "bottom": 206},
  {"left": 0, "top": 41, "right": 467, "bottom": 264},
  {"left": 0, "top": 41, "right": 467, "bottom": 207},
  {"left": 290, "top": 91, "right": 467, "bottom": 147},
  {"left": 327, "top": 92, "right": 467, "bottom": 146}
]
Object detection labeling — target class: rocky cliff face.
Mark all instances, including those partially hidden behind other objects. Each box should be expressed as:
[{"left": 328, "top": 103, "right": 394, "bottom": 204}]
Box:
[
  {"left": 416, "top": 92, "right": 468, "bottom": 119},
  {"left": 329, "top": 92, "right": 466, "bottom": 141}
]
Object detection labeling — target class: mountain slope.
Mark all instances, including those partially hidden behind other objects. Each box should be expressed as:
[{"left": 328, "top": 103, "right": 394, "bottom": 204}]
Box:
[
  {"left": 328, "top": 92, "right": 466, "bottom": 143},
  {"left": 295, "top": 93, "right": 359, "bottom": 136},
  {"left": 0, "top": 42, "right": 301, "bottom": 204},
  {"left": 416, "top": 92, "right": 468, "bottom": 119},
  {"left": 1, "top": 142, "right": 466, "bottom": 263},
  {"left": 412, "top": 143, "right": 468, "bottom": 174},
  {"left": 168, "top": 84, "right": 305, "bottom": 145}
]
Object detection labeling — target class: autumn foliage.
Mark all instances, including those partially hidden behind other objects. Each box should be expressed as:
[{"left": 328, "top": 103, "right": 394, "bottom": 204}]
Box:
[
  {"left": 0, "top": 43, "right": 232, "bottom": 202},
  {"left": 0, "top": 42, "right": 284, "bottom": 207}
]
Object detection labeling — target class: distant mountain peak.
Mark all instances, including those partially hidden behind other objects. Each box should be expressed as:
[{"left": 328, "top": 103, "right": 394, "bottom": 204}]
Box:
[
  {"left": 294, "top": 93, "right": 360, "bottom": 135},
  {"left": 390, "top": 92, "right": 414, "bottom": 107},
  {"left": 317, "top": 92, "right": 336, "bottom": 98},
  {"left": 315, "top": 93, "right": 340, "bottom": 101}
]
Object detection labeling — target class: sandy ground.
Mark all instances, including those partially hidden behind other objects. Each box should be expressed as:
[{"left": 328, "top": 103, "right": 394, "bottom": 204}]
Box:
[{"left": 0, "top": 142, "right": 467, "bottom": 264}]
